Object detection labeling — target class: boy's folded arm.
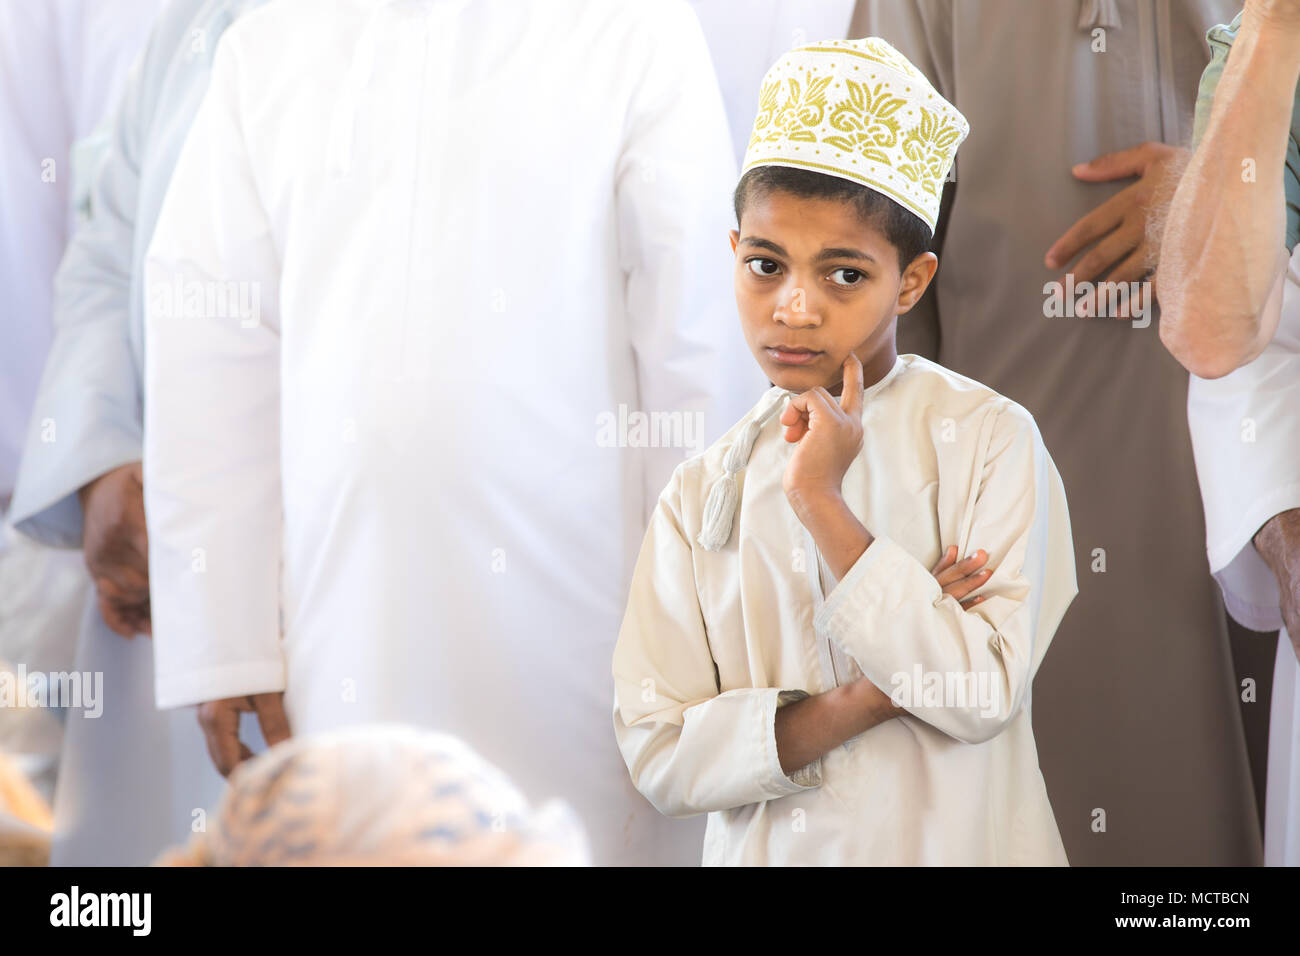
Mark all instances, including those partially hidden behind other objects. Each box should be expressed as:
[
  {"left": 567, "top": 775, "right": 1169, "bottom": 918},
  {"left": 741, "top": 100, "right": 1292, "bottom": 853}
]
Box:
[
  {"left": 613, "top": 468, "right": 820, "bottom": 818},
  {"left": 813, "top": 408, "right": 1073, "bottom": 745},
  {"left": 614, "top": 688, "right": 821, "bottom": 818}
]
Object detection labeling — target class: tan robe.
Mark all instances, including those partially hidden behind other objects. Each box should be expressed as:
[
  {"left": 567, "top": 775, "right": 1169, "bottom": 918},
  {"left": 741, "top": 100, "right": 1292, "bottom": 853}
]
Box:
[
  {"left": 615, "top": 355, "right": 1077, "bottom": 865},
  {"left": 851, "top": 0, "right": 1262, "bottom": 864}
]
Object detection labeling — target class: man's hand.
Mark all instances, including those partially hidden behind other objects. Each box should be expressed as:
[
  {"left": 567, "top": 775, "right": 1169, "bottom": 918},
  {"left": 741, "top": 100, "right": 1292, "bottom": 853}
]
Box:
[
  {"left": 78, "top": 462, "right": 151, "bottom": 638},
  {"left": 781, "top": 353, "right": 865, "bottom": 502},
  {"left": 932, "top": 545, "right": 992, "bottom": 609},
  {"left": 1254, "top": 508, "right": 1300, "bottom": 663},
  {"left": 197, "top": 692, "right": 292, "bottom": 777},
  {"left": 1045, "top": 141, "right": 1187, "bottom": 318}
]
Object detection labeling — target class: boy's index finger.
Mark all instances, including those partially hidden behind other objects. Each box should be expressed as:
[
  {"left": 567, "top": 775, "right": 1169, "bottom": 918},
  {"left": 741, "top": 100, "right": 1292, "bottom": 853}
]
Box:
[{"left": 840, "top": 353, "right": 864, "bottom": 416}]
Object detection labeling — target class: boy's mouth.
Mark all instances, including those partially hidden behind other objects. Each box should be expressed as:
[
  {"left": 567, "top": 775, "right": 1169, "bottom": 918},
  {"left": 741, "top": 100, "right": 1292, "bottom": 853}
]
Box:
[{"left": 766, "top": 345, "right": 823, "bottom": 366}]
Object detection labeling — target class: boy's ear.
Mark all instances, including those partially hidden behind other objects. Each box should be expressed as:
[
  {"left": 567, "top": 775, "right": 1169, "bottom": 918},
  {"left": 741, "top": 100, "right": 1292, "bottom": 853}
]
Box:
[
  {"left": 728, "top": 229, "right": 739, "bottom": 254},
  {"left": 896, "top": 251, "right": 939, "bottom": 315}
]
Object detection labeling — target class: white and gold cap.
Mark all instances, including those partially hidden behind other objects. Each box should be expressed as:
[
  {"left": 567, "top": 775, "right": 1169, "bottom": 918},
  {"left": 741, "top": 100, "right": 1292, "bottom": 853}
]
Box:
[{"left": 741, "top": 37, "right": 969, "bottom": 234}]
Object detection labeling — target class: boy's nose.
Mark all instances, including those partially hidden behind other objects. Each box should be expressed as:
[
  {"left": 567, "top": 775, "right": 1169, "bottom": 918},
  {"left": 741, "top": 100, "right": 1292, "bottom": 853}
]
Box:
[{"left": 774, "top": 285, "right": 821, "bottom": 328}]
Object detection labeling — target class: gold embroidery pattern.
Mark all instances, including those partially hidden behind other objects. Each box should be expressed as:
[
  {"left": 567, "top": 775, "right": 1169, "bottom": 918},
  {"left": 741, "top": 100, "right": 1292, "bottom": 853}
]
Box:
[
  {"left": 741, "top": 37, "right": 969, "bottom": 231},
  {"left": 748, "top": 74, "right": 834, "bottom": 152},
  {"left": 897, "top": 107, "right": 963, "bottom": 196},
  {"left": 823, "top": 78, "right": 907, "bottom": 166}
]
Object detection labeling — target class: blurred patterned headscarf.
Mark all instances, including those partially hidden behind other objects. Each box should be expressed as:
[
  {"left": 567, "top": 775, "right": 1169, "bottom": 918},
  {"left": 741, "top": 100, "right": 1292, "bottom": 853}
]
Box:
[{"left": 158, "top": 724, "right": 590, "bottom": 866}]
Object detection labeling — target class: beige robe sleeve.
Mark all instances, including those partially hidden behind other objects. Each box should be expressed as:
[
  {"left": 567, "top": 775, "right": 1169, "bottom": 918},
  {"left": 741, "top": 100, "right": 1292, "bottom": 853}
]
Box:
[
  {"left": 613, "top": 466, "right": 820, "bottom": 818},
  {"left": 814, "top": 404, "right": 1077, "bottom": 744}
]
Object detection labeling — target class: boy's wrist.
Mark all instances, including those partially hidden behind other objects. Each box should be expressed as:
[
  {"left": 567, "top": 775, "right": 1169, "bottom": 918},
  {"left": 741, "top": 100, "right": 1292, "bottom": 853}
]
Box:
[
  {"left": 841, "top": 677, "right": 905, "bottom": 730},
  {"left": 785, "top": 481, "right": 848, "bottom": 528}
]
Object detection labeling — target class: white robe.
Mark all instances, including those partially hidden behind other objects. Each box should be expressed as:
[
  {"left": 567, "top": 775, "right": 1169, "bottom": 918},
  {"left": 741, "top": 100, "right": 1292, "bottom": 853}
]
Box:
[
  {"left": 1186, "top": 245, "right": 1300, "bottom": 867},
  {"left": 686, "top": 0, "right": 856, "bottom": 166},
  {"left": 8, "top": 0, "right": 270, "bottom": 866},
  {"left": 0, "top": 0, "right": 165, "bottom": 499},
  {"left": 0, "top": 0, "right": 164, "bottom": 824},
  {"left": 614, "top": 354, "right": 1078, "bottom": 865},
  {"left": 144, "top": 0, "right": 761, "bottom": 866}
]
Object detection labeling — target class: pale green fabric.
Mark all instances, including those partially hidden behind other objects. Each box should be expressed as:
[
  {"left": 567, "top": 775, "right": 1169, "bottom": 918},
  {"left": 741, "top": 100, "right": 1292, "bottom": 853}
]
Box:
[{"left": 1192, "top": 10, "right": 1300, "bottom": 252}]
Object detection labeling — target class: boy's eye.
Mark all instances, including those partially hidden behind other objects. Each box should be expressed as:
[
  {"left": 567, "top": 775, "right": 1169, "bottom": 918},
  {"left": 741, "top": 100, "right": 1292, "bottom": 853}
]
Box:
[
  {"left": 829, "top": 268, "right": 865, "bottom": 287},
  {"left": 745, "top": 258, "right": 781, "bottom": 277}
]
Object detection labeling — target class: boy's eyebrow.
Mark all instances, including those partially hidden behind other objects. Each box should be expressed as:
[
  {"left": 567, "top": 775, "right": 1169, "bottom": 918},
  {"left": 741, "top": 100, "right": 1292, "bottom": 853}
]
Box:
[
  {"left": 739, "top": 236, "right": 877, "bottom": 264},
  {"left": 816, "top": 246, "right": 878, "bottom": 265}
]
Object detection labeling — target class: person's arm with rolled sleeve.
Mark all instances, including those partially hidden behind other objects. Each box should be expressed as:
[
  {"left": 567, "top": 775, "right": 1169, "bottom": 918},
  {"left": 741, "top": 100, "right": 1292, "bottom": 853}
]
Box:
[{"left": 1157, "top": 1, "right": 1300, "bottom": 378}]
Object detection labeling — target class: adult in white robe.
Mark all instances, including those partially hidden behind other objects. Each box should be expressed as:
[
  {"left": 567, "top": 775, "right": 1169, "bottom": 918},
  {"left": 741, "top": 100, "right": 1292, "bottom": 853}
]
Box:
[
  {"left": 7, "top": 0, "right": 270, "bottom": 866},
  {"left": 687, "top": 0, "right": 856, "bottom": 167},
  {"left": 615, "top": 355, "right": 1077, "bottom": 865},
  {"left": 144, "top": 0, "right": 760, "bottom": 866},
  {"left": 1186, "top": 249, "right": 1300, "bottom": 867},
  {"left": 0, "top": 0, "right": 165, "bottom": 497},
  {"left": 0, "top": 0, "right": 164, "bottom": 815}
]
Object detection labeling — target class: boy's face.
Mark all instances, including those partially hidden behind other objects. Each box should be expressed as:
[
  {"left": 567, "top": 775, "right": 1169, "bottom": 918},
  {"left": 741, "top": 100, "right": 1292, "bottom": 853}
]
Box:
[{"left": 730, "top": 189, "right": 938, "bottom": 395}]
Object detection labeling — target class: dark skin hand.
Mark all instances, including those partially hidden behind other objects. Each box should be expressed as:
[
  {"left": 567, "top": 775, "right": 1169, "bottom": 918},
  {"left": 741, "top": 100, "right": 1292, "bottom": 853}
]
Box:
[
  {"left": 1254, "top": 507, "right": 1300, "bottom": 663},
  {"left": 78, "top": 462, "right": 151, "bottom": 637},
  {"left": 198, "top": 693, "right": 292, "bottom": 777}
]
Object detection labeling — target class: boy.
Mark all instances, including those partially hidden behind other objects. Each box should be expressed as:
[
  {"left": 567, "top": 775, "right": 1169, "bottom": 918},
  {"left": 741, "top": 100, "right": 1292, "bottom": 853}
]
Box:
[{"left": 612, "top": 37, "right": 1078, "bottom": 865}]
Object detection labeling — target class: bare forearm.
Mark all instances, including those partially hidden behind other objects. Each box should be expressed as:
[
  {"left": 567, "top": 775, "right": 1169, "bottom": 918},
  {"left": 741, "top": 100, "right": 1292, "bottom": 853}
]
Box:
[
  {"left": 1159, "top": 9, "right": 1300, "bottom": 374},
  {"left": 774, "top": 679, "right": 901, "bottom": 775},
  {"left": 787, "top": 487, "right": 874, "bottom": 581}
]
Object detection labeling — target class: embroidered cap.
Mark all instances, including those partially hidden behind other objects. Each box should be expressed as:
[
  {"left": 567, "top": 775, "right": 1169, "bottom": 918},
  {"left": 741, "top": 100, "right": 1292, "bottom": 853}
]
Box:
[{"left": 741, "top": 37, "right": 969, "bottom": 234}]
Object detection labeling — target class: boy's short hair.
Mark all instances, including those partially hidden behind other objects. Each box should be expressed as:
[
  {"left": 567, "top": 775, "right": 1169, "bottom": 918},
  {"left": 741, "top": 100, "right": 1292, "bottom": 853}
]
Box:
[{"left": 733, "top": 165, "right": 932, "bottom": 271}]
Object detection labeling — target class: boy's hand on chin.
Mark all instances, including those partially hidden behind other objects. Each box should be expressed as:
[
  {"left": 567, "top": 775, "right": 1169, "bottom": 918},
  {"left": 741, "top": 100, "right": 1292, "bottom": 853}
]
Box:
[{"left": 781, "top": 352, "right": 865, "bottom": 513}]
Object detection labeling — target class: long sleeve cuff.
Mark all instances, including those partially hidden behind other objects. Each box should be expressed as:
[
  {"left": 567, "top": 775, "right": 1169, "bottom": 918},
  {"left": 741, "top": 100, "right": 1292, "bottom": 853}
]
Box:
[
  {"left": 155, "top": 658, "right": 286, "bottom": 710},
  {"left": 618, "top": 685, "right": 821, "bottom": 817},
  {"left": 9, "top": 432, "right": 142, "bottom": 549},
  {"left": 774, "top": 689, "right": 823, "bottom": 789},
  {"left": 1208, "top": 486, "right": 1300, "bottom": 633}
]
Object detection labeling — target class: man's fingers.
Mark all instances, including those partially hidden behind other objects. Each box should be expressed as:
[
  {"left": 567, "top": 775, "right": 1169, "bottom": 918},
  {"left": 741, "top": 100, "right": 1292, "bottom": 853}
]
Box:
[
  {"left": 1070, "top": 144, "right": 1149, "bottom": 183},
  {"left": 1068, "top": 221, "right": 1143, "bottom": 289},
  {"left": 92, "top": 561, "right": 149, "bottom": 604},
  {"left": 1102, "top": 247, "right": 1153, "bottom": 293},
  {"left": 97, "top": 594, "right": 137, "bottom": 638},
  {"left": 960, "top": 595, "right": 986, "bottom": 610},
  {"left": 1045, "top": 187, "right": 1131, "bottom": 269},
  {"left": 198, "top": 699, "right": 249, "bottom": 777},
  {"left": 252, "top": 693, "right": 292, "bottom": 748}
]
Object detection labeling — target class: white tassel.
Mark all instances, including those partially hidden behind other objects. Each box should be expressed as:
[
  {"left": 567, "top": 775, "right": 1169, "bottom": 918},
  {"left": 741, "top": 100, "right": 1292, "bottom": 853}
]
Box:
[
  {"left": 697, "top": 472, "right": 740, "bottom": 551},
  {"left": 697, "top": 392, "right": 789, "bottom": 552}
]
